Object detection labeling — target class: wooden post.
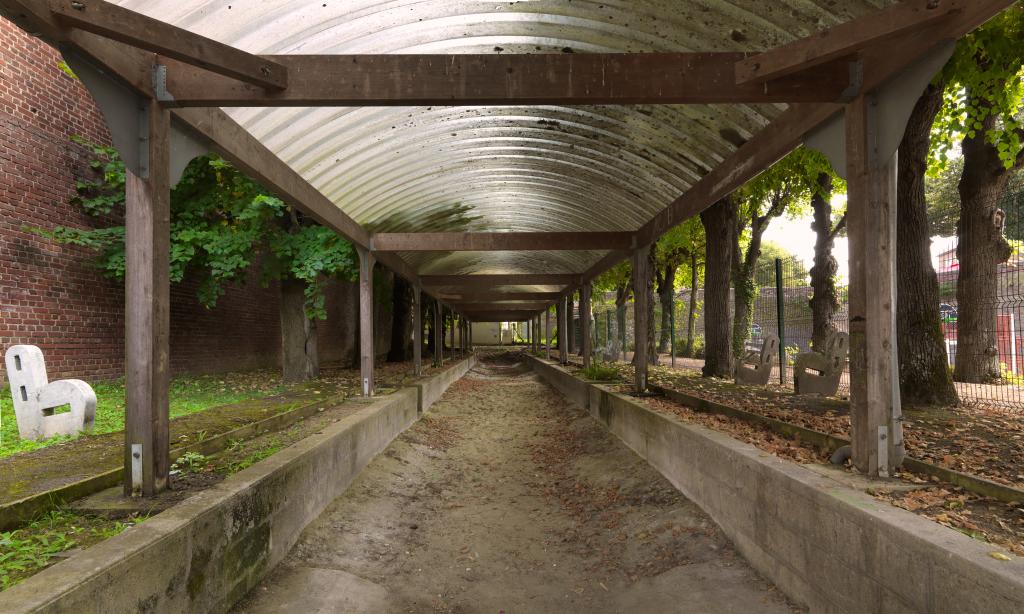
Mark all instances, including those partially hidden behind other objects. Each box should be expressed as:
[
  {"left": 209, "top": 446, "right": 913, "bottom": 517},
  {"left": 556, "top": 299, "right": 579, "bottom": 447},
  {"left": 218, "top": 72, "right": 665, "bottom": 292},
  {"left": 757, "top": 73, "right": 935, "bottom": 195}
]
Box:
[
  {"left": 559, "top": 296, "right": 569, "bottom": 365},
  {"left": 125, "top": 99, "right": 170, "bottom": 497},
  {"left": 545, "top": 309, "right": 552, "bottom": 360},
  {"left": 449, "top": 311, "right": 456, "bottom": 359},
  {"left": 633, "top": 246, "right": 652, "bottom": 393},
  {"left": 434, "top": 299, "right": 442, "bottom": 366},
  {"left": 581, "top": 284, "right": 593, "bottom": 368},
  {"left": 357, "top": 246, "right": 375, "bottom": 397},
  {"left": 413, "top": 284, "right": 423, "bottom": 376},
  {"left": 566, "top": 291, "right": 575, "bottom": 355},
  {"left": 846, "top": 93, "right": 904, "bottom": 477}
]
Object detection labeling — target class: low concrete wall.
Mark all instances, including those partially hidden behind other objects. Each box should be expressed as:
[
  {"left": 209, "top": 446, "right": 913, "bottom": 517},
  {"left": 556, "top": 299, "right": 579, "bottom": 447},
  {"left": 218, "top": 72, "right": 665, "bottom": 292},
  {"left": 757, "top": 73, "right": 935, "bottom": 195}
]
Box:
[
  {"left": 528, "top": 356, "right": 1024, "bottom": 614},
  {"left": 414, "top": 354, "right": 478, "bottom": 413},
  {"left": 530, "top": 358, "right": 591, "bottom": 409},
  {"left": 0, "top": 357, "right": 475, "bottom": 614}
]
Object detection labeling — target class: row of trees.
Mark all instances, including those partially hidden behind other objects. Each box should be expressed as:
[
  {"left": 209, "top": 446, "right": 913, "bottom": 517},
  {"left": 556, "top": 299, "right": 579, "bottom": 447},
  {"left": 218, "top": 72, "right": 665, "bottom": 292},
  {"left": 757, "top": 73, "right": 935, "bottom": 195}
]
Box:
[{"left": 593, "top": 4, "right": 1024, "bottom": 407}]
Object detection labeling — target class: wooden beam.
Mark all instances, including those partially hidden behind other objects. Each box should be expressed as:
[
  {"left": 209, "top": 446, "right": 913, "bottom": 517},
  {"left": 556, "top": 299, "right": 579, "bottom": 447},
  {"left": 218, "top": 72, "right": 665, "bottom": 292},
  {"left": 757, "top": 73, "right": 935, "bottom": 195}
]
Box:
[
  {"left": 49, "top": 0, "right": 287, "bottom": 89},
  {"left": 421, "top": 274, "right": 580, "bottom": 287},
  {"left": 632, "top": 246, "right": 652, "bottom": 393},
  {"left": 447, "top": 301, "right": 553, "bottom": 311},
  {"left": 372, "top": 232, "right": 634, "bottom": 252},
  {"left": 413, "top": 284, "right": 423, "bottom": 377},
  {"left": 153, "top": 52, "right": 854, "bottom": 108},
  {"left": 437, "top": 292, "right": 561, "bottom": 302},
  {"left": 558, "top": 297, "right": 569, "bottom": 365},
  {"left": 845, "top": 94, "right": 903, "bottom": 477},
  {"left": 735, "top": 0, "right": 966, "bottom": 84},
  {"left": 433, "top": 300, "right": 442, "bottom": 366},
  {"left": 124, "top": 99, "right": 170, "bottom": 497},
  {"left": 357, "top": 246, "right": 375, "bottom": 397},
  {"left": 581, "top": 283, "right": 593, "bottom": 369},
  {"left": 545, "top": 309, "right": 552, "bottom": 360}
]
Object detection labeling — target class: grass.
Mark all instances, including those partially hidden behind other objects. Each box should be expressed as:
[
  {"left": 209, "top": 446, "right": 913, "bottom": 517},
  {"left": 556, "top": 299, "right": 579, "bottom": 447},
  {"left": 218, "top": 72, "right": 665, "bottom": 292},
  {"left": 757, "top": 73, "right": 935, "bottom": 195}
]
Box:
[
  {"left": 0, "top": 509, "right": 144, "bottom": 591},
  {"left": 0, "top": 370, "right": 288, "bottom": 459},
  {"left": 580, "top": 362, "right": 621, "bottom": 382}
]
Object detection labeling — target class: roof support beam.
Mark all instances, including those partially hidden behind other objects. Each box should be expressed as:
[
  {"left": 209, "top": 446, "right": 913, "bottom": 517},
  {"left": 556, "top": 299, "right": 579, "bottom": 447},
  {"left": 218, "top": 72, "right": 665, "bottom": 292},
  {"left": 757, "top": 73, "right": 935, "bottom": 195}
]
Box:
[
  {"left": 48, "top": 0, "right": 288, "bottom": 89},
  {"left": 437, "top": 292, "right": 562, "bottom": 302},
  {"left": 446, "top": 302, "right": 553, "bottom": 311},
  {"left": 735, "top": 0, "right": 965, "bottom": 84},
  {"left": 154, "top": 52, "right": 856, "bottom": 107},
  {"left": 372, "top": 232, "right": 634, "bottom": 252},
  {"left": 421, "top": 274, "right": 580, "bottom": 288}
]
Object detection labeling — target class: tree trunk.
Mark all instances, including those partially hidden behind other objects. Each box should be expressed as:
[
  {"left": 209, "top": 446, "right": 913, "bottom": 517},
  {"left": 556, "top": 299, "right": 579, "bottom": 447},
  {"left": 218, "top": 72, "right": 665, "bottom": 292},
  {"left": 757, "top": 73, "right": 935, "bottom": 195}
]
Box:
[
  {"left": 896, "top": 84, "right": 960, "bottom": 405},
  {"left": 615, "top": 286, "right": 628, "bottom": 361},
  {"left": 700, "top": 198, "right": 737, "bottom": 377},
  {"left": 731, "top": 210, "right": 769, "bottom": 358},
  {"left": 685, "top": 251, "right": 699, "bottom": 357},
  {"left": 644, "top": 245, "right": 658, "bottom": 365},
  {"left": 657, "top": 264, "right": 675, "bottom": 353},
  {"left": 426, "top": 303, "right": 437, "bottom": 356},
  {"left": 280, "top": 277, "right": 319, "bottom": 383},
  {"left": 809, "top": 173, "right": 840, "bottom": 351},
  {"left": 388, "top": 276, "right": 413, "bottom": 362},
  {"left": 955, "top": 105, "right": 1016, "bottom": 383}
]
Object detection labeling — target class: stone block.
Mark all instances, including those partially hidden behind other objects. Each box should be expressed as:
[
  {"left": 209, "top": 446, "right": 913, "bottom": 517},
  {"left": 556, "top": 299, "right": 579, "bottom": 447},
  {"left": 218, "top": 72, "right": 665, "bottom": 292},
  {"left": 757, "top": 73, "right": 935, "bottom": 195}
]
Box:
[{"left": 4, "top": 344, "right": 96, "bottom": 440}]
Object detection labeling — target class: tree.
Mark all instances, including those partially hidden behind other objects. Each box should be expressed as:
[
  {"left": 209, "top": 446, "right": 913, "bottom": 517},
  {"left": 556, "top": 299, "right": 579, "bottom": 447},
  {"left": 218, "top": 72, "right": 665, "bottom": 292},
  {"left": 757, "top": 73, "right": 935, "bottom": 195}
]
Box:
[
  {"left": 655, "top": 219, "right": 704, "bottom": 355},
  {"left": 729, "top": 149, "right": 818, "bottom": 358},
  {"left": 37, "top": 143, "right": 358, "bottom": 382},
  {"left": 932, "top": 6, "right": 1024, "bottom": 383},
  {"left": 700, "top": 198, "right": 737, "bottom": 377},
  {"left": 682, "top": 247, "right": 705, "bottom": 358},
  {"left": 593, "top": 261, "right": 632, "bottom": 360},
  {"left": 897, "top": 83, "right": 960, "bottom": 406}
]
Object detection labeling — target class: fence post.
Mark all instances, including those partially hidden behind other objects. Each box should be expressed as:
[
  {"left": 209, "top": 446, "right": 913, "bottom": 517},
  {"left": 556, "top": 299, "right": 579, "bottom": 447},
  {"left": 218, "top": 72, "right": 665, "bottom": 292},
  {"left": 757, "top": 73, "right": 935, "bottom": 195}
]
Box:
[
  {"left": 776, "top": 258, "right": 787, "bottom": 385},
  {"left": 670, "top": 298, "right": 676, "bottom": 369}
]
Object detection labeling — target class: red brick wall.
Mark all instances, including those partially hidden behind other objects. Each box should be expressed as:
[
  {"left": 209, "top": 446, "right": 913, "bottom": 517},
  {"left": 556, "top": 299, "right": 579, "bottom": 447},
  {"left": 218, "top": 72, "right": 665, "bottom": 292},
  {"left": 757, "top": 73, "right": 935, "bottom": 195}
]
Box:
[{"left": 0, "top": 17, "right": 282, "bottom": 385}]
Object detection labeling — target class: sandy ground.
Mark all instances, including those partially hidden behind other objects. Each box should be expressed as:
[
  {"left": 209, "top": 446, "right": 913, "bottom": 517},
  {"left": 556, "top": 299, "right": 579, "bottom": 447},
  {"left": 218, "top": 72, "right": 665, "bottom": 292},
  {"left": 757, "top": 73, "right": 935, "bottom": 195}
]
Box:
[{"left": 234, "top": 352, "right": 797, "bottom": 614}]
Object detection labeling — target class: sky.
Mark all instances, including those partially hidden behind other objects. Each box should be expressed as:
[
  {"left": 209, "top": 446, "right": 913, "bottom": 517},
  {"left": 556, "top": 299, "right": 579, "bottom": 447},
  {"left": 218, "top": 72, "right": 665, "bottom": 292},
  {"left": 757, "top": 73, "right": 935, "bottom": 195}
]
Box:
[{"left": 761, "top": 195, "right": 956, "bottom": 283}]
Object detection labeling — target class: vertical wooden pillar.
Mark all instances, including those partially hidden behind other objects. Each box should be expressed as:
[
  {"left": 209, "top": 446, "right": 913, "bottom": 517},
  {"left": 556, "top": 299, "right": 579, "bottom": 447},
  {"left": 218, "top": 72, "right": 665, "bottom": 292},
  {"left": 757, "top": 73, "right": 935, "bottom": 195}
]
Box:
[
  {"left": 449, "top": 311, "right": 456, "bottom": 359},
  {"left": 846, "top": 93, "right": 904, "bottom": 477},
  {"left": 125, "top": 99, "right": 170, "bottom": 497},
  {"left": 581, "top": 284, "right": 593, "bottom": 368},
  {"left": 633, "top": 245, "right": 652, "bottom": 393},
  {"left": 566, "top": 291, "right": 575, "bottom": 355},
  {"left": 413, "top": 284, "right": 423, "bottom": 376},
  {"left": 545, "top": 309, "right": 552, "bottom": 360},
  {"left": 559, "top": 296, "right": 569, "bottom": 364},
  {"left": 357, "top": 246, "right": 375, "bottom": 397},
  {"left": 434, "top": 299, "right": 442, "bottom": 366}
]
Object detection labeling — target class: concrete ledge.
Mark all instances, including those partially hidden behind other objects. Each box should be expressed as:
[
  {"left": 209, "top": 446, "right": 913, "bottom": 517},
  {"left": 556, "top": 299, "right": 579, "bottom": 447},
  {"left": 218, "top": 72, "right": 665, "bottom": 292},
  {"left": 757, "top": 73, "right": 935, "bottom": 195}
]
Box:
[
  {"left": 528, "top": 356, "right": 1024, "bottom": 614},
  {"left": 413, "top": 354, "right": 478, "bottom": 413},
  {"left": 0, "top": 357, "right": 474, "bottom": 614}
]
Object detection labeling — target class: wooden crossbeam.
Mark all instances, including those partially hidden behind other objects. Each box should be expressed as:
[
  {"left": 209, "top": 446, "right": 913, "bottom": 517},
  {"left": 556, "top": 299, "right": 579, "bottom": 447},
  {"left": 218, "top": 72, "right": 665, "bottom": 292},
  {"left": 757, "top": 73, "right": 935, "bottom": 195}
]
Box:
[
  {"left": 153, "top": 52, "right": 855, "bottom": 107},
  {"left": 437, "top": 292, "right": 561, "bottom": 302},
  {"left": 735, "top": 0, "right": 966, "bottom": 84},
  {"left": 371, "top": 232, "right": 634, "bottom": 252},
  {"left": 446, "top": 301, "right": 553, "bottom": 311},
  {"left": 421, "top": 274, "right": 580, "bottom": 287},
  {"left": 48, "top": 0, "right": 287, "bottom": 89}
]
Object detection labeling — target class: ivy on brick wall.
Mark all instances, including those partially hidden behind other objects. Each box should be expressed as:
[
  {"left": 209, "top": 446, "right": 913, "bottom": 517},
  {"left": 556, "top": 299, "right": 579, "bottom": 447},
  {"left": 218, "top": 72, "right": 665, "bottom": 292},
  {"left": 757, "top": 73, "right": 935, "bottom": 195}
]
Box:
[{"left": 30, "top": 139, "right": 359, "bottom": 320}]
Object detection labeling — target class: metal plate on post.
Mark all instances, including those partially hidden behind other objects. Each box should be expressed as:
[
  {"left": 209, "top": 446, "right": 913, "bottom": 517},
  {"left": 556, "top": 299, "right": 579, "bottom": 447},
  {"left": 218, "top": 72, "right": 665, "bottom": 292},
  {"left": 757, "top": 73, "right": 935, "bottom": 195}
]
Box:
[{"left": 131, "top": 443, "right": 143, "bottom": 497}]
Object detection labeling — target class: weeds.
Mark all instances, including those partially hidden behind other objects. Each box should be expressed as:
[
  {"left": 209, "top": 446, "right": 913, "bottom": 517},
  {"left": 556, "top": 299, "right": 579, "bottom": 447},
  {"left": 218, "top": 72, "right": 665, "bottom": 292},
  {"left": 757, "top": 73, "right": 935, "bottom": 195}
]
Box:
[
  {"left": 581, "top": 363, "right": 620, "bottom": 382},
  {"left": 171, "top": 451, "right": 208, "bottom": 474}
]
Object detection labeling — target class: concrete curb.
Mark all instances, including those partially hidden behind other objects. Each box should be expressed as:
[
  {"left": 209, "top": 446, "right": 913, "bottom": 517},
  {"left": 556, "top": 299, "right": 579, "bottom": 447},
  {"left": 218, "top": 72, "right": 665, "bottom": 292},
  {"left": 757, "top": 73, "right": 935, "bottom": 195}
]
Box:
[
  {"left": 528, "top": 356, "right": 1024, "bottom": 614},
  {"left": 0, "top": 356, "right": 476, "bottom": 614}
]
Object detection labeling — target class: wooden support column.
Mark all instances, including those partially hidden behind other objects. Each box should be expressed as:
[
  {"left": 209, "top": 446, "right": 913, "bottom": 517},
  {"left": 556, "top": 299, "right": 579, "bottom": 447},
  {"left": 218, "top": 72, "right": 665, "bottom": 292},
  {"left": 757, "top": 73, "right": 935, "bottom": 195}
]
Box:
[
  {"left": 125, "top": 99, "right": 171, "bottom": 497},
  {"left": 413, "top": 284, "right": 423, "bottom": 376},
  {"left": 581, "top": 284, "right": 593, "bottom": 369},
  {"left": 633, "top": 246, "right": 652, "bottom": 393},
  {"left": 559, "top": 297, "right": 569, "bottom": 365},
  {"left": 434, "top": 300, "right": 442, "bottom": 366},
  {"left": 846, "top": 93, "right": 904, "bottom": 477},
  {"left": 357, "top": 246, "right": 375, "bottom": 397},
  {"left": 449, "top": 311, "right": 456, "bottom": 359},
  {"left": 566, "top": 292, "right": 575, "bottom": 355},
  {"left": 545, "top": 309, "right": 552, "bottom": 360}
]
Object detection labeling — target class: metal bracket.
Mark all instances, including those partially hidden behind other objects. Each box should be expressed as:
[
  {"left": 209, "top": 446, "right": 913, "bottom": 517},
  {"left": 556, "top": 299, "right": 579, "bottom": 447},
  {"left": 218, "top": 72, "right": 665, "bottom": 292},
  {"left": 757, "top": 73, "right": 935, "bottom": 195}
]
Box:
[
  {"left": 877, "top": 426, "right": 890, "bottom": 478},
  {"left": 805, "top": 41, "right": 955, "bottom": 178},
  {"left": 152, "top": 64, "right": 174, "bottom": 103},
  {"left": 130, "top": 443, "right": 143, "bottom": 497}
]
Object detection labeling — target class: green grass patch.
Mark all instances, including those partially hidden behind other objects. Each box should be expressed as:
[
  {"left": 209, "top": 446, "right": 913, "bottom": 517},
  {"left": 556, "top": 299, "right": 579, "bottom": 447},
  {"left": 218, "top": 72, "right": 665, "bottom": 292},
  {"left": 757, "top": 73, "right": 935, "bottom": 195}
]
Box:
[
  {"left": 222, "top": 437, "right": 286, "bottom": 475},
  {"left": 1, "top": 370, "right": 288, "bottom": 459},
  {"left": 0, "top": 509, "right": 144, "bottom": 591},
  {"left": 580, "top": 363, "right": 621, "bottom": 382}
]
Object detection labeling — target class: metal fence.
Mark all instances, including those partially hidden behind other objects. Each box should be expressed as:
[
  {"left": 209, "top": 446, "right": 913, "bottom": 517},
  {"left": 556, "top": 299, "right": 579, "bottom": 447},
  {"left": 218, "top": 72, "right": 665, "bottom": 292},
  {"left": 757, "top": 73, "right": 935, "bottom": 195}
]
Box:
[{"left": 582, "top": 183, "right": 1024, "bottom": 409}]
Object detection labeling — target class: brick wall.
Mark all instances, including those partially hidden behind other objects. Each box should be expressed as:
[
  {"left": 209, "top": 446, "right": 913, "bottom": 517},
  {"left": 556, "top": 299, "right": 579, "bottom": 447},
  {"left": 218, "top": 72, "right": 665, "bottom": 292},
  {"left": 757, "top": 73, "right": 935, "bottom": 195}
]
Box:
[{"left": 0, "top": 17, "right": 282, "bottom": 385}]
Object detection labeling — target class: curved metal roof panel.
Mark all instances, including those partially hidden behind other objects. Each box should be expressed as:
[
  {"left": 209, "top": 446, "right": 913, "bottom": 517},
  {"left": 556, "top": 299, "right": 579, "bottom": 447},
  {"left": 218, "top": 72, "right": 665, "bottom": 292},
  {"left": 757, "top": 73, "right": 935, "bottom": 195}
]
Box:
[{"left": 115, "top": 0, "right": 893, "bottom": 276}]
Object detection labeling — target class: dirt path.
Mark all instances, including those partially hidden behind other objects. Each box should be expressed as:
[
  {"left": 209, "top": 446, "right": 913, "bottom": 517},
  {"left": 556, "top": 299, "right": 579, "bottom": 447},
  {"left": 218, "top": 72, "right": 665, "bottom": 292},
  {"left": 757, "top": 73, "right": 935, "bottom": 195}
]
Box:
[{"left": 234, "top": 352, "right": 797, "bottom": 613}]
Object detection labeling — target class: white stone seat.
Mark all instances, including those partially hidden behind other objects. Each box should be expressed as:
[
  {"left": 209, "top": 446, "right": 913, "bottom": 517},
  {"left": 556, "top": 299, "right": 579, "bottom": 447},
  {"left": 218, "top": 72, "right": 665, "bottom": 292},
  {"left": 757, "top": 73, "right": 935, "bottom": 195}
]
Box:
[
  {"left": 735, "top": 334, "right": 779, "bottom": 386},
  {"left": 793, "top": 332, "right": 849, "bottom": 396},
  {"left": 4, "top": 345, "right": 96, "bottom": 440}
]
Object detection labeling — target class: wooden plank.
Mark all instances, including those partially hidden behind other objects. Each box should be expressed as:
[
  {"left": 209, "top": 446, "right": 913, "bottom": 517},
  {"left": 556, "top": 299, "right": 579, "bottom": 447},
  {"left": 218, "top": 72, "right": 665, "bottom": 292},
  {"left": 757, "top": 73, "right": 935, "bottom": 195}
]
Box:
[
  {"left": 558, "top": 299, "right": 569, "bottom": 365},
  {"left": 632, "top": 246, "right": 652, "bottom": 393},
  {"left": 124, "top": 99, "right": 170, "bottom": 497},
  {"left": 447, "top": 301, "right": 554, "bottom": 311},
  {"left": 49, "top": 0, "right": 287, "bottom": 89},
  {"left": 372, "top": 232, "right": 634, "bottom": 252},
  {"left": 156, "top": 52, "right": 854, "bottom": 108},
  {"left": 736, "top": 0, "right": 966, "bottom": 84},
  {"left": 437, "top": 292, "right": 562, "bottom": 302},
  {"left": 357, "top": 246, "right": 375, "bottom": 397},
  {"left": 545, "top": 309, "right": 552, "bottom": 360},
  {"left": 433, "top": 300, "right": 442, "bottom": 366},
  {"left": 421, "top": 274, "right": 580, "bottom": 287},
  {"left": 845, "top": 94, "right": 903, "bottom": 477}
]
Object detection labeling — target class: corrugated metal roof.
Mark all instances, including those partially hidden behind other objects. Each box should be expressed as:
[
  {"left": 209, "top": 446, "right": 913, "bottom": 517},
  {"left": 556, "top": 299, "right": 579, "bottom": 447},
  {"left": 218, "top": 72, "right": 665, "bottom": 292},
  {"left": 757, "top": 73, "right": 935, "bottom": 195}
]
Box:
[{"left": 115, "top": 0, "right": 893, "bottom": 277}]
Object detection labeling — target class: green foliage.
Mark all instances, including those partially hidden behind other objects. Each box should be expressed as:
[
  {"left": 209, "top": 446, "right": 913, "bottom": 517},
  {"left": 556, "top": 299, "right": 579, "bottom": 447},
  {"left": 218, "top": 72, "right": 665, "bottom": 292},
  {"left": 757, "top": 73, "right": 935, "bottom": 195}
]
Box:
[
  {"left": 32, "top": 140, "right": 359, "bottom": 319},
  {"left": 580, "top": 363, "right": 620, "bottom": 382},
  {"left": 932, "top": 6, "right": 1024, "bottom": 171},
  {"left": 224, "top": 437, "right": 285, "bottom": 474},
  {"left": 171, "top": 451, "right": 208, "bottom": 474},
  {"left": 56, "top": 61, "right": 78, "bottom": 81}
]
